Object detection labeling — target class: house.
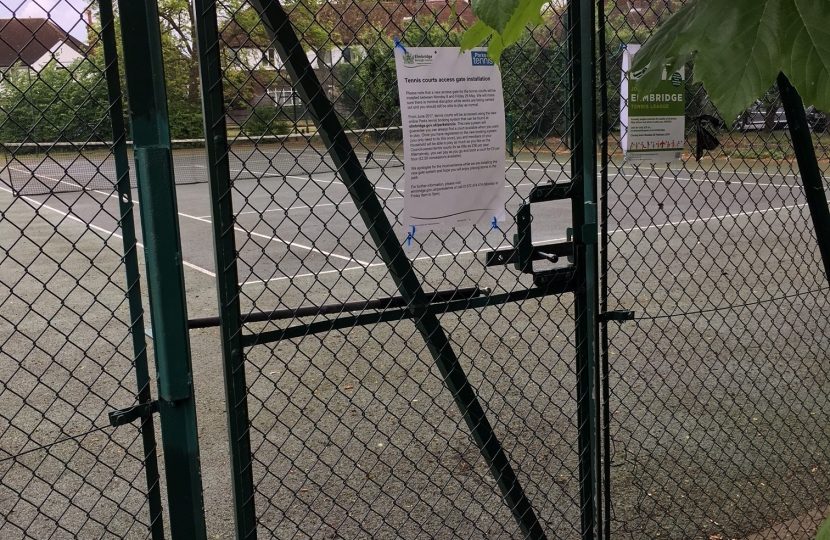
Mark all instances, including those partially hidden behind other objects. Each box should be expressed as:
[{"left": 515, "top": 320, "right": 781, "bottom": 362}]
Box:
[
  {"left": 0, "top": 18, "right": 84, "bottom": 73},
  {"left": 221, "top": 0, "right": 478, "bottom": 113}
]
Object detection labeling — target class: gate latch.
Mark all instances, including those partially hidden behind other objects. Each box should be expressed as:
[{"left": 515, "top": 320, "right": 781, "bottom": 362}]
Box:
[
  {"left": 109, "top": 401, "right": 159, "bottom": 427},
  {"left": 484, "top": 182, "right": 578, "bottom": 289},
  {"left": 598, "top": 310, "right": 635, "bottom": 322}
]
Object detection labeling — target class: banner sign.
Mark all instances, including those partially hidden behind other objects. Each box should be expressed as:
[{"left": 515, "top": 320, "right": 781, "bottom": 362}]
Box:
[{"left": 621, "top": 44, "right": 686, "bottom": 164}]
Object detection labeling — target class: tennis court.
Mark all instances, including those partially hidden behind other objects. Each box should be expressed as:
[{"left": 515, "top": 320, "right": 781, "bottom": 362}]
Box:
[
  {"left": 4, "top": 139, "right": 830, "bottom": 539},
  {"left": 3, "top": 145, "right": 821, "bottom": 301}
]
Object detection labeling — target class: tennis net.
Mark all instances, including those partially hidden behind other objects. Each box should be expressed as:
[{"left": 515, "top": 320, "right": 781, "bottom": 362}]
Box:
[{"left": 1, "top": 127, "right": 404, "bottom": 196}]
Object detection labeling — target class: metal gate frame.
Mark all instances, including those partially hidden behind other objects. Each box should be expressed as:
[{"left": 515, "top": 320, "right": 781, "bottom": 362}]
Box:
[
  {"left": 187, "top": 0, "right": 601, "bottom": 539},
  {"left": 101, "top": 0, "right": 830, "bottom": 537}
]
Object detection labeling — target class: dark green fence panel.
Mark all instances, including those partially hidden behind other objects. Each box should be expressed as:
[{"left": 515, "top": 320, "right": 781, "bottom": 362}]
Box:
[
  {"left": 0, "top": 2, "right": 165, "bottom": 538},
  {"left": 599, "top": 2, "right": 830, "bottom": 539}
]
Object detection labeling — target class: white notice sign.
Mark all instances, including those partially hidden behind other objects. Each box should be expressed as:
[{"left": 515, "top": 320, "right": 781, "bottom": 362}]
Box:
[{"left": 395, "top": 47, "right": 506, "bottom": 231}]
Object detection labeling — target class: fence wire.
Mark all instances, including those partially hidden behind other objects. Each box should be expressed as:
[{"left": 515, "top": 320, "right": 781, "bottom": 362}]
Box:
[
  {"left": 600, "top": 1, "right": 830, "bottom": 539},
  {"left": 0, "top": 7, "right": 162, "bottom": 540}
]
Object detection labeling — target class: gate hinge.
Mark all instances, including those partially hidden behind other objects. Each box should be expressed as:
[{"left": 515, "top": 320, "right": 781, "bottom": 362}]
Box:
[
  {"left": 599, "top": 310, "right": 635, "bottom": 322},
  {"left": 109, "top": 401, "right": 159, "bottom": 427}
]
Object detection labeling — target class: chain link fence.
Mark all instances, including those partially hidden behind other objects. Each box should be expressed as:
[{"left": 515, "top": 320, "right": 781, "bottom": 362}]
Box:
[
  {"left": 600, "top": 1, "right": 830, "bottom": 539},
  {"left": 0, "top": 5, "right": 162, "bottom": 539},
  {"left": 3, "top": 0, "right": 830, "bottom": 538},
  {"left": 195, "top": 0, "right": 595, "bottom": 538}
]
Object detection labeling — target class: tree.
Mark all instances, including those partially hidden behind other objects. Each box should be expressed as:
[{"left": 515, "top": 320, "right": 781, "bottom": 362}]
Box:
[
  {"left": 0, "top": 58, "right": 110, "bottom": 144},
  {"left": 466, "top": 0, "right": 830, "bottom": 124}
]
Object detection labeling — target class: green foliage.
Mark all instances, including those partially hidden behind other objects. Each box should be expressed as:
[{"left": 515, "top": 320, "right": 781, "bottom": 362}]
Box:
[
  {"left": 818, "top": 513, "right": 830, "bottom": 540},
  {"left": 334, "top": 19, "right": 564, "bottom": 141},
  {"left": 630, "top": 0, "right": 830, "bottom": 124},
  {"left": 0, "top": 59, "right": 110, "bottom": 143},
  {"left": 465, "top": 0, "right": 549, "bottom": 63},
  {"left": 241, "top": 103, "right": 292, "bottom": 137},
  {"left": 470, "top": 0, "right": 830, "bottom": 124},
  {"left": 334, "top": 18, "right": 463, "bottom": 129},
  {"left": 501, "top": 33, "right": 567, "bottom": 139}
]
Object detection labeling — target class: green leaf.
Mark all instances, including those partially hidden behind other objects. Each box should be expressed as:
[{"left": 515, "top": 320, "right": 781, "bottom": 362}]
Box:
[
  {"left": 632, "top": 0, "right": 830, "bottom": 124},
  {"left": 471, "top": 0, "right": 520, "bottom": 34},
  {"left": 501, "top": 0, "right": 547, "bottom": 45},
  {"left": 487, "top": 33, "right": 506, "bottom": 65},
  {"left": 818, "top": 512, "right": 830, "bottom": 540},
  {"left": 781, "top": 0, "right": 830, "bottom": 115},
  {"left": 465, "top": 0, "right": 548, "bottom": 64},
  {"left": 460, "top": 20, "right": 495, "bottom": 52}
]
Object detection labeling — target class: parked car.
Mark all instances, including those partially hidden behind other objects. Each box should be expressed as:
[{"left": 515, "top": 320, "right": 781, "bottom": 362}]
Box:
[
  {"left": 732, "top": 101, "right": 787, "bottom": 131},
  {"left": 807, "top": 106, "right": 828, "bottom": 133},
  {"left": 732, "top": 101, "right": 827, "bottom": 133}
]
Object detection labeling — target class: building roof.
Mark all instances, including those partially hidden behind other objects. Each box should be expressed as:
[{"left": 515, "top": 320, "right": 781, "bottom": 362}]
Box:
[
  {"left": 221, "top": 0, "right": 478, "bottom": 49},
  {"left": 0, "top": 18, "right": 84, "bottom": 68}
]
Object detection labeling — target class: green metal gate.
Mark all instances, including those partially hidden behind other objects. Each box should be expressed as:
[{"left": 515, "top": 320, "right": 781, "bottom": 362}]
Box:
[
  {"left": 5, "top": 0, "right": 830, "bottom": 538},
  {"left": 186, "top": 0, "right": 602, "bottom": 538}
]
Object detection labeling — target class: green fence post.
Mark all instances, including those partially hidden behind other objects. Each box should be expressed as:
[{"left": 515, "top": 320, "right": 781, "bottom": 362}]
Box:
[
  {"left": 98, "top": 0, "right": 165, "bottom": 536},
  {"left": 507, "top": 113, "right": 515, "bottom": 157},
  {"left": 191, "top": 0, "right": 258, "bottom": 537},
  {"left": 569, "top": 1, "right": 600, "bottom": 539},
  {"left": 778, "top": 73, "right": 830, "bottom": 281},
  {"left": 116, "top": 0, "right": 208, "bottom": 537}
]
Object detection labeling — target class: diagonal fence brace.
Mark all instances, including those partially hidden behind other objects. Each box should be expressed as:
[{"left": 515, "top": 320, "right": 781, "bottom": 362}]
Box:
[{"left": 248, "top": 1, "right": 547, "bottom": 538}]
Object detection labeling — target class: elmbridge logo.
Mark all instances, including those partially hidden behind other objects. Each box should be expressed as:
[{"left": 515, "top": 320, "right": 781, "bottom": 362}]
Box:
[
  {"left": 471, "top": 51, "right": 494, "bottom": 66},
  {"left": 401, "top": 51, "right": 434, "bottom": 68}
]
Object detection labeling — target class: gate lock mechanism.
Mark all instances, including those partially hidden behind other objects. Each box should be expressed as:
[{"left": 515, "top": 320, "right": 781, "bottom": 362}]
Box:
[{"left": 485, "top": 182, "right": 578, "bottom": 290}]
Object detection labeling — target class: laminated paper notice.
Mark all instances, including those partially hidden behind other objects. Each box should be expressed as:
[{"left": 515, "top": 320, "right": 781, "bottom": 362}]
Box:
[
  {"left": 395, "top": 47, "right": 506, "bottom": 231},
  {"left": 620, "top": 44, "right": 686, "bottom": 164}
]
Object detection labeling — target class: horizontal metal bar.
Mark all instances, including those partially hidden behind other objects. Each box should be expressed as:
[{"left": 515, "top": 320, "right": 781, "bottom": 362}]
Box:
[
  {"left": 109, "top": 401, "right": 159, "bottom": 427},
  {"left": 486, "top": 241, "right": 575, "bottom": 267},
  {"left": 598, "top": 310, "right": 635, "bottom": 322},
  {"left": 242, "top": 281, "right": 577, "bottom": 347},
  {"left": 188, "top": 287, "right": 485, "bottom": 329}
]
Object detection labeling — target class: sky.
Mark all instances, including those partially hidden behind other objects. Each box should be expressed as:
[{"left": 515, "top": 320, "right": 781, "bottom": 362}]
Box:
[{"left": 1, "top": 0, "right": 91, "bottom": 41}]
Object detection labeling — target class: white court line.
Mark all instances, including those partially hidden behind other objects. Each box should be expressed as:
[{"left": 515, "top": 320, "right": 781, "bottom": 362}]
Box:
[
  {"left": 9, "top": 165, "right": 86, "bottom": 191},
  {"left": 241, "top": 201, "right": 811, "bottom": 286},
  {"left": 0, "top": 184, "right": 217, "bottom": 278},
  {"left": 198, "top": 181, "right": 542, "bottom": 219},
  {"left": 176, "top": 210, "right": 372, "bottom": 266},
  {"left": 198, "top": 196, "right": 406, "bottom": 219},
  {"left": 83, "top": 179, "right": 373, "bottom": 268},
  {"left": 10, "top": 164, "right": 371, "bottom": 274}
]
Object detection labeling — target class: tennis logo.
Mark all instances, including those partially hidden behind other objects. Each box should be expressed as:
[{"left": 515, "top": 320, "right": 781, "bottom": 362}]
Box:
[
  {"left": 471, "top": 51, "right": 494, "bottom": 66},
  {"left": 670, "top": 72, "right": 683, "bottom": 87}
]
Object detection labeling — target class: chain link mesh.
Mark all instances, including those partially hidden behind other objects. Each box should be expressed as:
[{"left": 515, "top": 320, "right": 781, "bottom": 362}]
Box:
[
  {"left": 600, "top": 1, "right": 830, "bottom": 538},
  {"left": 0, "top": 6, "right": 161, "bottom": 539},
  {"left": 202, "top": 0, "right": 592, "bottom": 537}
]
